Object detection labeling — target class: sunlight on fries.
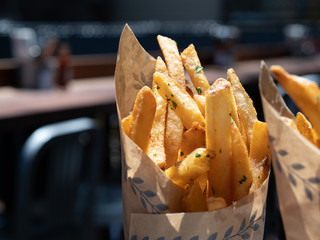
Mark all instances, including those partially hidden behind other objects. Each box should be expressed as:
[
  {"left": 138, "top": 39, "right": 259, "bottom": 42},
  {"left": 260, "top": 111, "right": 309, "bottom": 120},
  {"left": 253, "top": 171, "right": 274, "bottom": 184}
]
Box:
[{"left": 121, "top": 36, "right": 270, "bottom": 212}]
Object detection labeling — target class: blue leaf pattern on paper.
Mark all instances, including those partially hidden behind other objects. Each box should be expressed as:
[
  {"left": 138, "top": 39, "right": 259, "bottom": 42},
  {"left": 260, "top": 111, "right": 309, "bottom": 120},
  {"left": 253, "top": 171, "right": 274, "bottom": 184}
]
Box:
[
  {"left": 278, "top": 149, "right": 288, "bottom": 156},
  {"left": 269, "top": 135, "right": 276, "bottom": 142},
  {"left": 240, "top": 232, "right": 251, "bottom": 239},
  {"left": 288, "top": 173, "right": 296, "bottom": 186},
  {"left": 130, "top": 183, "right": 137, "bottom": 196},
  {"left": 140, "top": 197, "right": 147, "bottom": 210},
  {"left": 275, "top": 158, "right": 282, "bottom": 173},
  {"left": 128, "top": 177, "right": 168, "bottom": 214},
  {"left": 273, "top": 145, "right": 320, "bottom": 202},
  {"left": 190, "top": 236, "right": 199, "bottom": 240},
  {"left": 239, "top": 219, "right": 246, "bottom": 232},
  {"left": 208, "top": 232, "right": 217, "bottom": 240},
  {"left": 224, "top": 226, "right": 234, "bottom": 238},
  {"left": 291, "top": 163, "right": 304, "bottom": 170},
  {"left": 250, "top": 210, "right": 257, "bottom": 224},
  {"left": 130, "top": 203, "right": 267, "bottom": 240},
  {"left": 252, "top": 224, "right": 259, "bottom": 231},
  {"left": 305, "top": 186, "right": 313, "bottom": 201},
  {"left": 173, "top": 237, "right": 182, "bottom": 240},
  {"left": 156, "top": 204, "right": 168, "bottom": 211},
  {"left": 144, "top": 190, "right": 156, "bottom": 198},
  {"left": 308, "top": 177, "right": 320, "bottom": 184},
  {"left": 132, "top": 177, "right": 144, "bottom": 184}
]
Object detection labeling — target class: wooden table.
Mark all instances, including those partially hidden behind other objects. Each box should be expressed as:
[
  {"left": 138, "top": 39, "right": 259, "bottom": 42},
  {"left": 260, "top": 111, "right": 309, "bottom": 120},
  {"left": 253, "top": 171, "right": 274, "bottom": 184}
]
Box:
[
  {"left": 1, "top": 54, "right": 320, "bottom": 127},
  {"left": 0, "top": 76, "right": 116, "bottom": 130}
]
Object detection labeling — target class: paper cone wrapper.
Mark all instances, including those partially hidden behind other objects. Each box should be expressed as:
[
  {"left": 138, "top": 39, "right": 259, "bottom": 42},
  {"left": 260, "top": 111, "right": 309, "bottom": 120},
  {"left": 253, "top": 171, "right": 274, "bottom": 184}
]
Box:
[
  {"left": 259, "top": 61, "right": 320, "bottom": 239},
  {"left": 115, "top": 24, "right": 269, "bottom": 240}
]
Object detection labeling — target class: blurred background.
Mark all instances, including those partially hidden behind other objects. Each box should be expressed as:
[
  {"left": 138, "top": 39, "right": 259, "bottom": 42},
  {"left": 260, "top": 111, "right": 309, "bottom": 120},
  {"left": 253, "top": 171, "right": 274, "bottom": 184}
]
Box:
[{"left": 1, "top": 0, "right": 320, "bottom": 239}]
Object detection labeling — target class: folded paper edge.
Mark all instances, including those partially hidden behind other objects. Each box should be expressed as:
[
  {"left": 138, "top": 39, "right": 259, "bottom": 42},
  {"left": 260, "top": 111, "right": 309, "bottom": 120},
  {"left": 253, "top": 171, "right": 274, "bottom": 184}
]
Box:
[
  {"left": 259, "top": 61, "right": 294, "bottom": 119},
  {"left": 128, "top": 173, "right": 269, "bottom": 239}
]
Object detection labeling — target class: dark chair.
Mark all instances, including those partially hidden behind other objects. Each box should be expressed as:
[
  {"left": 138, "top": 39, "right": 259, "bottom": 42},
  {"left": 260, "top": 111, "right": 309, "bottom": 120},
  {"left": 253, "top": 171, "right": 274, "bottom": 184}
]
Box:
[{"left": 14, "top": 117, "right": 102, "bottom": 240}]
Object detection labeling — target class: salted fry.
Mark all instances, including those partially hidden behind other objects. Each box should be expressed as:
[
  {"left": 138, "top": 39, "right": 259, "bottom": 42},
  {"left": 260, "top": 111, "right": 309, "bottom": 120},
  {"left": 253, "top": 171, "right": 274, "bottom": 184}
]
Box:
[
  {"left": 228, "top": 68, "right": 257, "bottom": 149},
  {"left": 146, "top": 57, "right": 168, "bottom": 169},
  {"left": 165, "top": 148, "right": 214, "bottom": 188},
  {"left": 249, "top": 120, "right": 270, "bottom": 192},
  {"left": 121, "top": 114, "right": 132, "bottom": 136},
  {"left": 296, "top": 112, "right": 314, "bottom": 144},
  {"left": 178, "top": 122, "right": 206, "bottom": 161},
  {"left": 165, "top": 110, "right": 184, "bottom": 168},
  {"left": 182, "top": 176, "right": 208, "bottom": 212},
  {"left": 181, "top": 44, "right": 210, "bottom": 94},
  {"left": 194, "top": 94, "right": 205, "bottom": 117},
  {"left": 271, "top": 65, "right": 320, "bottom": 137},
  {"left": 157, "top": 35, "right": 185, "bottom": 88},
  {"left": 231, "top": 122, "right": 253, "bottom": 201},
  {"left": 153, "top": 72, "right": 205, "bottom": 129},
  {"left": 156, "top": 38, "right": 185, "bottom": 169},
  {"left": 154, "top": 56, "right": 168, "bottom": 75},
  {"left": 206, "top": 78, "right": 233, "bottom": 205},
  {"left": 128, "top": 86, "right": 156, "bottom": 152}
]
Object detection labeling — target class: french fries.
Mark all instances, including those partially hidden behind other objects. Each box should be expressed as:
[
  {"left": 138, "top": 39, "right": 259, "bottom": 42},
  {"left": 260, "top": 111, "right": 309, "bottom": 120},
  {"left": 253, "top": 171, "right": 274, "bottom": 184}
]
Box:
[
  {"left": 206, "top": 78, "right": 233, "bottom": 205},
  {"left": 122, "top": 36, "right": 270, "bottom": 212},
  {"left": 153, "top": 72, "right": 205, "bottom": 129},
  {"left": 127, "top": 86, "right": 156, "bottom": 152},
  {"left": 157, "top": 36, "right": 185, "bottom": 168},
  {"left": 181, "top": 44, "right": 210, "bottom": 95},
  {"left": 231, "top": 122, "right": 253, "bottom": 201},
  {"left": 296, "top": 112, "right": 314, "bottom": 144},
  {"left": 249, "top": 121, "right": 270, "bottom": 192},
  {"left": 228, "top": 68, "right": 257, "bottom": 149},
  {"left": 178, "top": 122, "right": 206, "bottom": 162},
  {"left": 271, "top": 65, "right": 320, "bottom": 149},
  {"left": 157, "top": 35, "right": 185, "bottom": 88},
  {"left": 146, "top": 57, "right": 168, "bottom": 169},
  {"left": 182, "top": 175, "right": 208, "bottom": 212},
  {"left": 164, "top": 148, "right": 214, "bottom": 188}
]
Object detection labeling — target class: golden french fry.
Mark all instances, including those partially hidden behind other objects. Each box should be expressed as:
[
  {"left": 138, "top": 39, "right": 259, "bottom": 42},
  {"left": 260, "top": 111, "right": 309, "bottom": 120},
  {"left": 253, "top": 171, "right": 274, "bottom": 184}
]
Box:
[
  {"left": 197, "top": 173, "right": 209, "bottom": 194},
  {"left": 270, "top": 65, "right": 320, "bottom": 137},
  {"left": 164, "top": 109, "right": 184, "bottom": 168},
  {"left": 181, "top": 44, "right": 210, "bottom": 95},
  {"left": 164, "top": 148, "right": 214, "bottom": 188},
  {"left": 182, "top": 176, "right": 208, "bottom": 212},
  {"left": 231, "top": 122, "right": 253, "bottom": 201},
  {"left": 178, "top": 122, "right": 206, "bottom": 161},
  {"left": 206, "top": 78, "right": 233, "bottom": 205},
  {"left": 128, "top": 86, "right": 156, "bottom": 152},
  {"left": 157, "top": 37, "right": 185, "bottom": 169},
  {"left": 207, "top": 196, "right": 227, "bottom": 211},
  {"left": 249, "top": 120, "right": 270, "bottom": 192},
  {"left": 153, "top": 72, "right": 205, "bottom": 129},
  {"left": 147, "top": 57, "right": 168, "bottom": 169},
  {"left": 228, "top": 68, "right": 257, "bottom": 149},
  {"left": 121, "top": 114, "right": 132, "bottom": 136},
  {"left": 194, "top": 94, "right": 205, "bottom": 117},
  {"left": 296, "top": 112, "right": 314, "bottom": 144},
  {"left": 157, "top": 35, "right": 185, "bottom": 88},
  {"left": 154, "top": 56, "right": 168, "bottom": 75}
]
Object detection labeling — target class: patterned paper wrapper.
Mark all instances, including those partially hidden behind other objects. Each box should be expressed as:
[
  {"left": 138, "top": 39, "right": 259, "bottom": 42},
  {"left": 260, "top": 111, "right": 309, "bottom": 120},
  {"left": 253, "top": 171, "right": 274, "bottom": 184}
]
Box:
[
  {"left": 115, "top": 24, "right": 269, "bottom": 240},
  {"left": 259, "top": 61, "right": 320, "bottom": 240}
]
